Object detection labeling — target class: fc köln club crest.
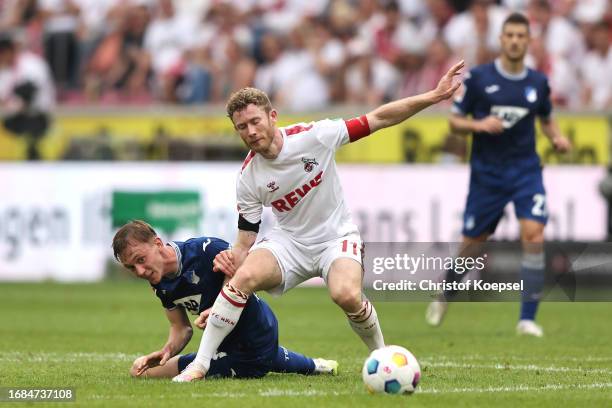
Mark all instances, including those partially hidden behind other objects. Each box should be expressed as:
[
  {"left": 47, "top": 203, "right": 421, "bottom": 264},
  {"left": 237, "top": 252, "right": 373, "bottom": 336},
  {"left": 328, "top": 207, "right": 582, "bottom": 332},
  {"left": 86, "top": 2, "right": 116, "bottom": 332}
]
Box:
[{"left": 301, "top": 157, "right": 319, "bottom": 172}]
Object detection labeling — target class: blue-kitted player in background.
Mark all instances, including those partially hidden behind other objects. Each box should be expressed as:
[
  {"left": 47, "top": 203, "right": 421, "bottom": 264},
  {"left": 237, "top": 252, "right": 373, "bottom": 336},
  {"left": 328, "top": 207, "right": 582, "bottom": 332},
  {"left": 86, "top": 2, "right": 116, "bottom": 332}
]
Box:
[
  {"left": 426, "top": 12, "right": 571, "bottom": 337},
  {"left": 112, "top": 220, "right": 337, "bottom": 379}
]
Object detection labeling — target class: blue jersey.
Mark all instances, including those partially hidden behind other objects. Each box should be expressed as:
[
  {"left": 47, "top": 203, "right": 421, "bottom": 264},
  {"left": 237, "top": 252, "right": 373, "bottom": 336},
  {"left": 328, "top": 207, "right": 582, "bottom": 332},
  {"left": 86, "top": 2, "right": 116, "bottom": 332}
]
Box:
[
  {"left": 452, "top": 59, "right": 552, "bottom": 174},
  {"left": 151, "top": 237, "right": 277, "bottom": 355}
]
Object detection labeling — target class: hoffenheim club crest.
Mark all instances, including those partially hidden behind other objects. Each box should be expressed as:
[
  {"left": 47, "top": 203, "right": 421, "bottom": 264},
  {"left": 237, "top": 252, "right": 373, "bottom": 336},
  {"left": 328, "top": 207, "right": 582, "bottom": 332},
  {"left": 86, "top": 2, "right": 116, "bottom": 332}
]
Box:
[{"left": 525, "top": 87, "right": 538, "bottom": 103}]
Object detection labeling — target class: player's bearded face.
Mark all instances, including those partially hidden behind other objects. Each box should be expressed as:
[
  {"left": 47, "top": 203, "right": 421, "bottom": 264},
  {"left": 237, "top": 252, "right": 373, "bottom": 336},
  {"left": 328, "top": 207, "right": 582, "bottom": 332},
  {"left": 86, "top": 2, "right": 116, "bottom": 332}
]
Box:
[
  {"left": 233, "top": 104, "right": 277, "bottom": 153},
  {"left": 121, "top": 240, "right": 164, "bottom": 284},
  {"left": 500, "top": 24, "right": 529, "bottom": 62}
]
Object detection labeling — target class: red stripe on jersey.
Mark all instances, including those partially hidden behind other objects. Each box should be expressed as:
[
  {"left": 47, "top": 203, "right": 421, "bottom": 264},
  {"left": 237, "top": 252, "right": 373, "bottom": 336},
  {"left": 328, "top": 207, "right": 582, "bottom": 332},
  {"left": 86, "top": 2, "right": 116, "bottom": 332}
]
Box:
[
  {"left": 240, "top": 150, "right": 256, "bottom": 173},
  {"left": 345, "top": 115, "right": 371, "bottom": 142},
  {"left": 284, "top": 124, "right": 313, "bottom": 136}
]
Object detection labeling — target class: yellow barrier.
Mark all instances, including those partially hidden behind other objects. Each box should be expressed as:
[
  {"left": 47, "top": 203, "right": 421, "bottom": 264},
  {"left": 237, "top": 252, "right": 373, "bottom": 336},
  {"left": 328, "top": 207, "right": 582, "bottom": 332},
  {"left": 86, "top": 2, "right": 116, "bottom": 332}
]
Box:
[{"left": 0, "top": 113, "right": 608, "bottom": 164}]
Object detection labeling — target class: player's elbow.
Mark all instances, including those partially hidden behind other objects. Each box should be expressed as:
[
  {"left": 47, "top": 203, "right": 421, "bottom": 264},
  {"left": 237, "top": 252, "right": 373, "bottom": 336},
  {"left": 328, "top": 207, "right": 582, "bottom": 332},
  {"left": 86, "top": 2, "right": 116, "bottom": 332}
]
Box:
[{"left": 183, "top": 326, "right": 193, "bottom": 342}]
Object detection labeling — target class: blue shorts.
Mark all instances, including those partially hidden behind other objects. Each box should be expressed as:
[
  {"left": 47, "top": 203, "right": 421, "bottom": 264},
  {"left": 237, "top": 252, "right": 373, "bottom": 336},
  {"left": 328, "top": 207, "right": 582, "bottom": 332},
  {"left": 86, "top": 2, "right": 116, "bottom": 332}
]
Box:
[
  {"left": 178, "top": 348, "right": 277, "bottom": 379},
  {"left": 462, "top": 167, "right": 548, "bottom": 237}
]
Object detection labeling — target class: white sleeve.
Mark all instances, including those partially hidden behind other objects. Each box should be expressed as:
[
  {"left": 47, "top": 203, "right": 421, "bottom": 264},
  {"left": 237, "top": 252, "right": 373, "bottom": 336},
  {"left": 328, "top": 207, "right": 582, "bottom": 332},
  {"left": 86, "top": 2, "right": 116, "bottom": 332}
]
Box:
[
  {"left": 236, "top": 176, "right": 263, "bottom": 224},
  {"left": 314, "top": 118, "right": 350, "bottom": 151}
]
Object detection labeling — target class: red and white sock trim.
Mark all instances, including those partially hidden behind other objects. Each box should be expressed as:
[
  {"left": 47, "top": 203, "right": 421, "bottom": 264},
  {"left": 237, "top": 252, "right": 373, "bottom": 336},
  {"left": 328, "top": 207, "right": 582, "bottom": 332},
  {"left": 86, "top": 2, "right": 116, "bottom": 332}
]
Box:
[
  {"left": 347, "top": 300, "right": 373, "bottom": 323},
  {"left": 220, "top": 283, "right": 248, "bottom": 308}
]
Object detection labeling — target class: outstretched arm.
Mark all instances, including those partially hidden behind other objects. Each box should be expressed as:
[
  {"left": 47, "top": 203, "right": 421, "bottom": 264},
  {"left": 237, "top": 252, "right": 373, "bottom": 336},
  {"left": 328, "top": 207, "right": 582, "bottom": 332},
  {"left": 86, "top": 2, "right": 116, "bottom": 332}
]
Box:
[
  {"left": 131, "top": 308, "right": 193, "bottom": 377},
  {"left": 365, "top": 60, "right": 464, "bottom": 134}
]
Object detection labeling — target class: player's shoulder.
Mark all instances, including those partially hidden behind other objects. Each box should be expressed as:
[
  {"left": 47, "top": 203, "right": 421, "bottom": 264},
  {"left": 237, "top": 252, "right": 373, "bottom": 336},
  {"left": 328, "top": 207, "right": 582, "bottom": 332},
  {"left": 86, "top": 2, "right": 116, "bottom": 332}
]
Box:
[
  {"left": 467, "top": 62, "right": 496, "bottom": 81},
  {"left": 240, "top": 150, "right": 257, "bottom": 175},
  {"left": 282, "top": 119, "right": 347, "bottom": 150},
  {"left": 282, "top": 121, "right": 317, "bottom": 138},
  {"left": 283, "top": 118, "right": 345, "bottom": 137},
  {"left": 525, "top": 67, "right": 549, "bottom": 85},
  {"left": 179, "top": 237, "right": 230, "bottom": 256}
]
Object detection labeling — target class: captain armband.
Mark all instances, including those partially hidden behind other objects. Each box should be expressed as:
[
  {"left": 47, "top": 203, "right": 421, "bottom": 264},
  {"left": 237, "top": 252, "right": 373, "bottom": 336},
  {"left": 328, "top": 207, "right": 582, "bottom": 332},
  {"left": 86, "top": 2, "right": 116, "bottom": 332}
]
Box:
[
  {"left": 238, "top": 214, "right": 260, "bottom": 233},
  {"left": 345, "top": 115, "right": 371, "bottom": 142}
]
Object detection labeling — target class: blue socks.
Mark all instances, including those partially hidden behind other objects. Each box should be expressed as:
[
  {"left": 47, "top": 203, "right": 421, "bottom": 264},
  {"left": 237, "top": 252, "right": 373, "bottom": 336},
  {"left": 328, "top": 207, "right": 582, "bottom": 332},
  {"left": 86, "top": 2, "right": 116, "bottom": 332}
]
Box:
[
  {"left": 520, "top": 252, "right": 545, "bottom": 321},
  {"left": 270, "top": 346, "right": 315, "bottom": 375}
]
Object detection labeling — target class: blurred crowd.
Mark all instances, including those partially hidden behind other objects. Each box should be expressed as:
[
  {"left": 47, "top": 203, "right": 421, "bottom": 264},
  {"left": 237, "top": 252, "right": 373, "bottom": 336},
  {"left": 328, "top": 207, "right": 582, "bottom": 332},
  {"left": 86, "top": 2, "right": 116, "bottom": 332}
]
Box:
[{"left": 0, "top": 0, "right": 611, "bottom": 113}]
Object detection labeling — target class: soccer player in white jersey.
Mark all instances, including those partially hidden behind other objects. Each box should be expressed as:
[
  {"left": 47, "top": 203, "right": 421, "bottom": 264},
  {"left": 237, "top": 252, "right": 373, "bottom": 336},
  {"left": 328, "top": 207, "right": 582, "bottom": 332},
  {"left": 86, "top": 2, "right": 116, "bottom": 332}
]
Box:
[{"left": 172, "top": 60, "right": 466, "bottom": 382}]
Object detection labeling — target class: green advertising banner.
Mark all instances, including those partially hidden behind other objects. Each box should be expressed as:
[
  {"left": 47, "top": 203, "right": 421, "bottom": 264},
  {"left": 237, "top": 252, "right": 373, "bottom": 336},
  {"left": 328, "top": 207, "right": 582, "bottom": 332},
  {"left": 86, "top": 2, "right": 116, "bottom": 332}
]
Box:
[{"left": 111, "top": 191, "right": 201, "bottom": 234}]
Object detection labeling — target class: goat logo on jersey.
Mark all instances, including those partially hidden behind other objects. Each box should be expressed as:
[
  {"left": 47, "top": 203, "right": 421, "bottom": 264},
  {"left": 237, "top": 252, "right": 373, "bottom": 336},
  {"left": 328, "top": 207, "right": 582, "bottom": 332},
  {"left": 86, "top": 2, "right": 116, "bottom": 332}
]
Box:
[
  {"left": 267, "top": 181, "right": 279, "bottom": 192},
  {"left": 301, "top": 157, "right": 319, "bottom": 173}
]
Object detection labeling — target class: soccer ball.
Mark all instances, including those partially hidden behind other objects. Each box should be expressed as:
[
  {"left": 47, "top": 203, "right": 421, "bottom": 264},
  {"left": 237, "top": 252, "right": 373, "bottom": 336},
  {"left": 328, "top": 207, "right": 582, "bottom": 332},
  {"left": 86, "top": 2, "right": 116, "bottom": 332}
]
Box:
[{"left": 362, "top": 345, "right": 421, "bottom": 395}]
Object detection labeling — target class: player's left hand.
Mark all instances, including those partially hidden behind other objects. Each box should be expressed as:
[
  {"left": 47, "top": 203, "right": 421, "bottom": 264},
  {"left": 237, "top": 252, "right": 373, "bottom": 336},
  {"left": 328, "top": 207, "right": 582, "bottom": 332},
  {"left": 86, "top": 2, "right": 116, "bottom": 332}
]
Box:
[
  {"left": 213, "top": 249, "right": 237, "bottom": 278},
  {"left": 434, "top": 60, "right": 465, "bottom": 102},
  {"left": 552, "top": 135, "right": 572, "bottom": 153},
  {"left": 133, "top": 349, "right": 171, "bottom": 376},
  {"left": 194, "top": 308, "right": 211, "bottom": 330}
]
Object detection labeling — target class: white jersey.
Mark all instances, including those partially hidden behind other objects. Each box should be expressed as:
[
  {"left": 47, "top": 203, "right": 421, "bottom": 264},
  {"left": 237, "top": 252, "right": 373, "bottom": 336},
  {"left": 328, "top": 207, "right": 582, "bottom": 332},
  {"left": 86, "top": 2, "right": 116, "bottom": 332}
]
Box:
[{"left": 237, "top": 118, "right": 360, "bottom": 245}]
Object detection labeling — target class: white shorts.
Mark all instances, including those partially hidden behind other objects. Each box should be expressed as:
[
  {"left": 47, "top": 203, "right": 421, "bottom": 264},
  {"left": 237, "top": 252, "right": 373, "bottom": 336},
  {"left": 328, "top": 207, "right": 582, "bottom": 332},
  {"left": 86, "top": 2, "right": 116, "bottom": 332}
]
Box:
[{"left": 251, "top": 228, "right": 364, "bottom": 296}]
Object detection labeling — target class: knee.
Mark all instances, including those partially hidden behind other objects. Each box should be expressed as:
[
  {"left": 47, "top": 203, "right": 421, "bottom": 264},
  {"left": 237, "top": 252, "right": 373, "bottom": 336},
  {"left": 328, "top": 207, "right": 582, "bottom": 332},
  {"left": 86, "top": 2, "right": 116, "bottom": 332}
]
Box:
[
  {"left": 330, "top": 285, "right": 362, "bottom": 312},
  {"left": 522, "top": 229, "right": 544, "bottom": 245},
  {"left": 232, "top": 265, "right": 258, "bottom": 294}
]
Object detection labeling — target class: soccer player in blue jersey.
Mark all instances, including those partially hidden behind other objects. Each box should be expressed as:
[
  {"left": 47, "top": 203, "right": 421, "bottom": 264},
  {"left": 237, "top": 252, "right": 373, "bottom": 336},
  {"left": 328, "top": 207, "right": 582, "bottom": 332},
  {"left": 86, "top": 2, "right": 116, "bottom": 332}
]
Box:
[
  {"left": 425, "top": 12, "right": 571, "bottom": 337},
  {"left": 112, "top": 220, "right": 338, "bottom": 380}
]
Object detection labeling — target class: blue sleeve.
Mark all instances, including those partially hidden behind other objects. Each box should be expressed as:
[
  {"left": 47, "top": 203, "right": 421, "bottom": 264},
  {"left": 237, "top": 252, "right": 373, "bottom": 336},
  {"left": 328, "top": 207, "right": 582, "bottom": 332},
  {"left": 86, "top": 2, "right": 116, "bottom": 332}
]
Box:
[
  {"left": 452, "top": 69, "right": 478, "bottom": 116},
  {"left": 154, "top": 290, "right": 176, "bottom": 310},
  {"left": 197, "top": 236, "right": 231, "bottom": 270},
  {"left": 203, "top": 237, "right": 230, "bottom": 258},
  {"left": 538, "top": 77, "right": 553, "bottom": 118}
]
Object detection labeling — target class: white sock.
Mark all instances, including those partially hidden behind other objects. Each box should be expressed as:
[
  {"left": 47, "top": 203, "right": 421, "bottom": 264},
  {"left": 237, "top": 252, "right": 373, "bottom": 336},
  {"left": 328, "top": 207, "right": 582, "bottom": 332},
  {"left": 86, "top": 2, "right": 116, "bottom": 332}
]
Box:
[
  {"left": 192, "top": 283, "right": 248, "bottom": 371},
  {"left": 346, "top": 300, "right": 385, "bottom": 351}
]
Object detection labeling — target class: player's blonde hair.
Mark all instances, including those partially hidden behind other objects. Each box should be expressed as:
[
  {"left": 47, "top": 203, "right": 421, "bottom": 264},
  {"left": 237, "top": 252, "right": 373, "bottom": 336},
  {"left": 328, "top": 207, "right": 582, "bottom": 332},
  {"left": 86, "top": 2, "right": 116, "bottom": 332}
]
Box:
[
  {"left": 112, "top": 220, "right": 157, "bottom": 261},
  {"left": 226, "top": 87, "right": 273, "bottom": 120}
]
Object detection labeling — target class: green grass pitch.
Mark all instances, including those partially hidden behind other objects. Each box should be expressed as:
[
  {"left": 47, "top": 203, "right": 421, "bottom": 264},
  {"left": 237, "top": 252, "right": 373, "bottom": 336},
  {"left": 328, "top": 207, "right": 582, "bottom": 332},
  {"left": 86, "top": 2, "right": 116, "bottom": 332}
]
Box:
[{"left": 1, "top": 282, "right": 611, "bottom": 407}]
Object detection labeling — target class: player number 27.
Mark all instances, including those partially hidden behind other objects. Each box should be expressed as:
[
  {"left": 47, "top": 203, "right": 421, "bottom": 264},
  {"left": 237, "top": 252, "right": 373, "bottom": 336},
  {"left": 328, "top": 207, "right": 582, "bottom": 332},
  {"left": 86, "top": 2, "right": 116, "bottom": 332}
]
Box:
[{"left": 531, "top": 194, "right": 547, "bottom": 217}]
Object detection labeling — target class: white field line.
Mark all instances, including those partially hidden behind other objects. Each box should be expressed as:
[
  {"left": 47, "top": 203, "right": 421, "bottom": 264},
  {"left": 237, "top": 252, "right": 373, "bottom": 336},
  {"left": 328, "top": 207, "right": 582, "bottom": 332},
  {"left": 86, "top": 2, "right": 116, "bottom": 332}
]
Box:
[
  {"left": 3, "top": 352, "right": 612, "bottom": 375},
  {"left": 4, "top": 352, "right": 612, "bottom": 364},
  {"left": 420, "top": 361, "right": 612, "bottom": 375},
  {"left": 429, "top": 354, "right": 612, "bottom": 363},
  {"left": 418, "top": 382, "right": 612, "bottom": 395},
  {"left": 88, "top": 382, "right": 612, "bottom": 399},
  {"left": 0, "top": 351, "right": 140, "bottom": 362}
]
